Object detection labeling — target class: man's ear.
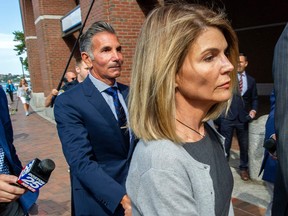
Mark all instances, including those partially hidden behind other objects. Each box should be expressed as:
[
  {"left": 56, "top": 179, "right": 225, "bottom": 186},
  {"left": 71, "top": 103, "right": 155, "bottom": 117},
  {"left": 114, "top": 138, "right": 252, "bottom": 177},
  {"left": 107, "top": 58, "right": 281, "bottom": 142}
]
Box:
[
  {"left": 244, "top": 61, "right": 248, "bottom": 68},
  {"left": 81, "top": 52, "right": 93, "bottom": 68},
  {"left": 75, "top": 66, "right": 80, "bottom": 73}
]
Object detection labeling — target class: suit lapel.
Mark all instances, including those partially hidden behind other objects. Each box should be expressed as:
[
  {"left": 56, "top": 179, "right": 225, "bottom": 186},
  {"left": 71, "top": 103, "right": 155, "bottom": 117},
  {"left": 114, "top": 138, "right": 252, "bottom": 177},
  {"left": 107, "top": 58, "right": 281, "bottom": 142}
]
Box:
[
  {"left": 82, "top": 78, "right": 119, "bottom": 129},
  {"left": 81, "top": 78, "right": 133, "bottom": 154},
  {"left": 0, "top": 123, "right": 12, "bottom": 163}
]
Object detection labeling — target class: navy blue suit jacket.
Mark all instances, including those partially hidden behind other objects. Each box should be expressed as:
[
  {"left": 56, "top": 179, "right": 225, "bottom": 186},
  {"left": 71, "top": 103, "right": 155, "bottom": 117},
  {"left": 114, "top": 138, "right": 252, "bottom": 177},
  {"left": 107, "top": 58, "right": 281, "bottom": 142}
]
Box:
[
  {"left": 259, "top": 90, "right": 277, "bottom": 183},
  {"left": 54, "top": 77, "right": 135, "bottom": 215},
  {"left": 224, "top": 73, "right": 258, "bottom": 122},
  {"left": 0, "top": 88, "right": 38, "bottom": 213}
]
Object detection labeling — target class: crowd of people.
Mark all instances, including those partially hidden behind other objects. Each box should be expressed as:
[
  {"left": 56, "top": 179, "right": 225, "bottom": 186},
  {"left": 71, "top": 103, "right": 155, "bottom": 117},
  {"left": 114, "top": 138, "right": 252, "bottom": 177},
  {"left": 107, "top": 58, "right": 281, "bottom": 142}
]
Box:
[{"left": 1, "top": 3, "right": 287, "bottom": 216}]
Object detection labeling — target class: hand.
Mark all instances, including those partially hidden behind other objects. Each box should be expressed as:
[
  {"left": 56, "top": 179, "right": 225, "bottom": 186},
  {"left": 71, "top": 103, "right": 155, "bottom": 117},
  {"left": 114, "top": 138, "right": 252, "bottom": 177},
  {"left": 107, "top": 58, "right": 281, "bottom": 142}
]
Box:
[
  {"left": 249, "top": 110, "right": 256, "bottom": 119},
  {"left": 269, "top": 151, "right": 277, "bottom": 160},
  {"left": 51, "top": 89, "right": 59, "bottom": 96},
  {"left": 121, "top": 194, "right": 132, "bottom": 216},
  {"left": 0, "top": 174, "right": 26, "bottom": 203},
  {"left": 271, "top": 134, "right": 276, "bottom": 141}
]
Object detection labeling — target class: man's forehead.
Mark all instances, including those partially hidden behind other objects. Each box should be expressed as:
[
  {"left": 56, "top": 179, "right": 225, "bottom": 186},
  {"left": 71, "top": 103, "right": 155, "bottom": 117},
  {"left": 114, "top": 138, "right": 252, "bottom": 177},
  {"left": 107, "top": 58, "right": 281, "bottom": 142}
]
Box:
[
  {"left": 92, "top": 32, "right": 120, "bottom": 46},
  {"left": 239, "top": 56, "right": 246, "bottom": 61}
]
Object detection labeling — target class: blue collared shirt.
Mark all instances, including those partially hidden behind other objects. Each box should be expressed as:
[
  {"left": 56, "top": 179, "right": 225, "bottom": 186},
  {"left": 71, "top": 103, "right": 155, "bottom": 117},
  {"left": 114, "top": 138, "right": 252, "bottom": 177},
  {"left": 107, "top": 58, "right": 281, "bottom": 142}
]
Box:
[{"left": 88, "top": 74, "right": 129, "bottom": 121}]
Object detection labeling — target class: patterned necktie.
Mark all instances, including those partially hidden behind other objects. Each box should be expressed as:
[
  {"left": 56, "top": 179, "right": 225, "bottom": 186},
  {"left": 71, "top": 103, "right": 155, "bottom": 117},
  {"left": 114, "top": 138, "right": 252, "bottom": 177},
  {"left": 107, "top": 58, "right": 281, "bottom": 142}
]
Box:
[
  {"left": 238, "top": 73, "right": 243, "bottom": 95},
  {"left": 105, "top": 87, "right": 130, "bottom": 148}
]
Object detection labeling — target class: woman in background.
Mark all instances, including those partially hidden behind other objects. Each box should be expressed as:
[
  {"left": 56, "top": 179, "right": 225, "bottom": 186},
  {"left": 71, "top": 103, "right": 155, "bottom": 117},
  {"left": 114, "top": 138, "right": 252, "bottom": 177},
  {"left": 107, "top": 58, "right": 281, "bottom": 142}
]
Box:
[
  {"left": 17, "top": 78, "right": 31, "bottom": 116},
  {"left": 127, "top": 3, "right": 239, "bottom": 216}
]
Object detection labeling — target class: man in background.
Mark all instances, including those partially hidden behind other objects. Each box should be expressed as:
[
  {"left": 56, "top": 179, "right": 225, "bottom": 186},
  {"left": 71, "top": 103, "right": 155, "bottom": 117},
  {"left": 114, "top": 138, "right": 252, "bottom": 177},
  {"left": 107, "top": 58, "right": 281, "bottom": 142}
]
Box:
[
  {"left": 45, "top": 58, "right": 90, "bottom": 108},
  {"left": 75, "top": 57, "right": 90, "bottom": 83},
  {"left": 44, "top": 71, "right": 77, "bottom": 107},
  {"left": 218, "top": 53, "right": 258, "bottom": 181}
]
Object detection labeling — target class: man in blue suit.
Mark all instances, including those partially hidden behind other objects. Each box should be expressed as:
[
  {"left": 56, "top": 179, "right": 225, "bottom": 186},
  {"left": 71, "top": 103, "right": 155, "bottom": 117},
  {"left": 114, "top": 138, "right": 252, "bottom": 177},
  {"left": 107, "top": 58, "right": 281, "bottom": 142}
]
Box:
[
  {"left": 54, "top": 21, "right": 135, "bottom": 216},
  {"left": 271, "top": 23, "right": 288, "bottom": 215},
  {"left": 218, "top": 53, "right": 258, "bottom": 181},
  {"left": 0, "top": 87, "right": 38, "bottom": 215}
]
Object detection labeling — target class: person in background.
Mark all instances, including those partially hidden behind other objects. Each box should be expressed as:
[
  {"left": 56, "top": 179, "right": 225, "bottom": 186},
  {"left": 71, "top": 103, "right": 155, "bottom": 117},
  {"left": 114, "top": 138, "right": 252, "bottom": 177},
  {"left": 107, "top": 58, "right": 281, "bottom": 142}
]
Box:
[
  {"left": 6, "top": 80, "right": 16, "bottom": 103},
  {"left": 44, "top": 71, "right": 78, "bottom": 107},
  {"left": 58, "top": 71, "right": 78, "bottom": 94},
  {"left": 45, "top": 59, "right": 89, "bottom": 108},
  {"left": 54, "top": 21, "right": 135, "bottom": 216},
  {"left": 0, "top": 87, "right": 38, "bottom": 215},
  {"left": 126, "top": 4, "right": 238, "bottom": 215},
  {"left": 75, "top": 57, "right": 90, "bottom": 83},
  {"left": 17, "top": 78, "right": 31, "bottom": 116},
  {"left": 259, "top": 90, "right": 277, "bottom": 216},
  {"left": 217, "top": 53, "right": 258, "bottom": 181}
]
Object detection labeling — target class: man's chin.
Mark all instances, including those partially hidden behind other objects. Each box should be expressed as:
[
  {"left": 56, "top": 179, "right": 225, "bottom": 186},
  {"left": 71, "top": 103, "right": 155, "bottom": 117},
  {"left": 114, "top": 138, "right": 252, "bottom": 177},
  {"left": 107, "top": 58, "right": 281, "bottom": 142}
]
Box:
[{"left": 109, "top": 69, "right": 121, "bottom": 77}]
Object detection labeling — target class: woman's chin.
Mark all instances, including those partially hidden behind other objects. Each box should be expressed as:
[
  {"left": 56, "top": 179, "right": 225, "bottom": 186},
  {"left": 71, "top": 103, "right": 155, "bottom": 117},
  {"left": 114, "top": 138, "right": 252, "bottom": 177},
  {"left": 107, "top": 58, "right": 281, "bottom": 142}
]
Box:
[{"left": 216, "top": 91, "right": 232, "bottom": 102}]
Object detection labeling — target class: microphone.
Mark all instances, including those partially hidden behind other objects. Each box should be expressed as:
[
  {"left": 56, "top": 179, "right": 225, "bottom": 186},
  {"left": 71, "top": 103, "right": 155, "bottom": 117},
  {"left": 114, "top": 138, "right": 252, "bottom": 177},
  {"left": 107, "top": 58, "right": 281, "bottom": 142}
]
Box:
[
  {"left": 263, "top": 138, "right": 277, "bottom": 154},
  {"left": 17, "top": 158, "right": 56, "bottom": 192}
]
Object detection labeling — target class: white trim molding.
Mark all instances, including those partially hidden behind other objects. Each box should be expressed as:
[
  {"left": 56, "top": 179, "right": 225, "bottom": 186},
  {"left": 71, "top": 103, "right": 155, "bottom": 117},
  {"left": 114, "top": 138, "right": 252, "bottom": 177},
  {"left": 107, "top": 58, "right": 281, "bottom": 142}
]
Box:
[
  {"left": 25, "top": 36, "right": 37, "bottom": 41},
  {"left": 35, "top": 15, "right": 63, "bottom": 25}
]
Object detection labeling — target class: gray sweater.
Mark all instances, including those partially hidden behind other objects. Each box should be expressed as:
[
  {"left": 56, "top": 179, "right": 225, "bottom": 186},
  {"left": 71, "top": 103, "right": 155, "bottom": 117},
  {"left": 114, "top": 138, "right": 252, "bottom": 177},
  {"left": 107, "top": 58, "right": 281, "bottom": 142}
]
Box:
[{"left": 126, "top": 127, "right": 234, "bottom": 216}]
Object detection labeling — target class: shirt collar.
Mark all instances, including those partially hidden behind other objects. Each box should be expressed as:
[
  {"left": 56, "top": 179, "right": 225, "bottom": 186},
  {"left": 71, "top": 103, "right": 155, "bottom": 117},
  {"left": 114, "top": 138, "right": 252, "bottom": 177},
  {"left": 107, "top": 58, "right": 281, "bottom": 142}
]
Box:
[
  {"left": 238, "top": 71, "right": 246, "bottom": 77},
  {"left": 88, "top": 73, "right": 118, "bottom": 92}
]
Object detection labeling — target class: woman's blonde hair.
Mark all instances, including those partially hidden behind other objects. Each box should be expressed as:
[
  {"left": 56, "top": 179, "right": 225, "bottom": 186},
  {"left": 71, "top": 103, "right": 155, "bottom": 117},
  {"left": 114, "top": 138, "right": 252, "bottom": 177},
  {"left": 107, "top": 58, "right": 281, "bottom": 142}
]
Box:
[
  {"left": 129, "top": 3, "right": 239, "bottom": 142},
  {"left": 19, "top": 78, "right": 28, "bottom": 87}
]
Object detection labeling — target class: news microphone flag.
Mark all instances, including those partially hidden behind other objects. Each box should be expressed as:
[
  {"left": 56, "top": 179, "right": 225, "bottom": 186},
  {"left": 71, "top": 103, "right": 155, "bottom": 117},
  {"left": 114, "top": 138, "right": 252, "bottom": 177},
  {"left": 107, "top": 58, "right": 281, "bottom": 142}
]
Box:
[{"left": 17, "top": 158, "right": 56, "bottom": 192}]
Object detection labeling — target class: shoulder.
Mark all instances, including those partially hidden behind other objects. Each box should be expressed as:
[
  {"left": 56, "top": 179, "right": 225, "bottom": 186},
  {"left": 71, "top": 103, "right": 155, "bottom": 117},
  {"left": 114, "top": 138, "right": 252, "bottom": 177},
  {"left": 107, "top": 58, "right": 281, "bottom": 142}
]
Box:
[
  {"left": 55, "top": 86, "right": 79, "bottom": 106},
  {"left": 117, "top": 82, "right": 129, "bottom": 92},
  {"left": 0, "top": 87, "right": 5, "bottom": 97},
  {"left": 133, "top": 139, "right": 188, "bottom": 170},
  {"left": 117, "top": 82, "right": 128, "bottom": 89},
  {"left": 246, "top": 73, "right": 256, "bottom": 82}
]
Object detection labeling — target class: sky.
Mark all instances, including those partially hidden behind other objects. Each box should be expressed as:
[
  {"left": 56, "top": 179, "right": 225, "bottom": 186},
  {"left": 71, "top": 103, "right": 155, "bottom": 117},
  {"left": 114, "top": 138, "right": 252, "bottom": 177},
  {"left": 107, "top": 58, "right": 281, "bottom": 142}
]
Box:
[{"left": 0, "top": 0, "right": 26, "bottom": 76}]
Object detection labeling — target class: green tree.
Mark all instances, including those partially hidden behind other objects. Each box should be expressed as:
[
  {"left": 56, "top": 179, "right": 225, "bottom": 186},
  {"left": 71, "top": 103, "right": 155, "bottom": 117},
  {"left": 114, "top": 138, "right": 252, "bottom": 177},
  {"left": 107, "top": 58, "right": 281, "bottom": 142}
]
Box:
[{"left": 13, "top": 31, "right": 28, "bottom": 71}]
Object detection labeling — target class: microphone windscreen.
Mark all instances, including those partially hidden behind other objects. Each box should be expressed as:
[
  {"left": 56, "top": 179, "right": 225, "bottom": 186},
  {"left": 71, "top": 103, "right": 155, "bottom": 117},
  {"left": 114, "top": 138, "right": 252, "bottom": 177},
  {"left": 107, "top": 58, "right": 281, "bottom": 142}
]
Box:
[{"left": 39, "top": 159, "right": 56, "bottom": 174}]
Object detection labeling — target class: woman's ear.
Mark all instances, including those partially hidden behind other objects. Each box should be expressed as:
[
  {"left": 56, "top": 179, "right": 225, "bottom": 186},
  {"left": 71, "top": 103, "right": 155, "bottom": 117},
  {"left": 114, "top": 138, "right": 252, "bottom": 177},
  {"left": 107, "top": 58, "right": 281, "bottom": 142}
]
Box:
[{"left": 175, "top": 72, "right": 180, "bottom": 88}]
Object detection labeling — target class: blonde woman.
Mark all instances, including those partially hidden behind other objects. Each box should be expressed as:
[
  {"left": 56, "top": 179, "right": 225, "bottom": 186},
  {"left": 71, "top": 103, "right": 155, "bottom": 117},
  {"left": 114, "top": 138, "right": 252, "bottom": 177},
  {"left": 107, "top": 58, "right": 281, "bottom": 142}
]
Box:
[
  {"left": 17, "top": 78, "right": 31, "bottom": 116},
  {"left": 127, "top": 4, "right": 239, "bottom": 216}
]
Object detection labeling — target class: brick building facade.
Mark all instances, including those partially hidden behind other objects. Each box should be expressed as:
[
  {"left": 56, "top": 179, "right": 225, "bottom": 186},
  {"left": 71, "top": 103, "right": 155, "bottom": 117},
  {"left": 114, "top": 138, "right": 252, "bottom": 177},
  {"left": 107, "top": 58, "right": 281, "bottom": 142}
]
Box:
[
  {"left": 19, "top": 0, "right": 162, "bottom": 97},
  {"left": 19, "top": 0, "right": 288, "bottom": 102}
]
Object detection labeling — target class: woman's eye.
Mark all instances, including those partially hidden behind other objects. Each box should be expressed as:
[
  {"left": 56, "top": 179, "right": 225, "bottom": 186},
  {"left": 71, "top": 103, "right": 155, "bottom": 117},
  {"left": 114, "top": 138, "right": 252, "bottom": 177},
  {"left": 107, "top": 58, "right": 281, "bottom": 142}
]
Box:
[
  {"left": 204, "top": 55, "right": 214, "bottom": 62},
  {"left": 225, "top": 50, "right": 230, "bottom": 57}
]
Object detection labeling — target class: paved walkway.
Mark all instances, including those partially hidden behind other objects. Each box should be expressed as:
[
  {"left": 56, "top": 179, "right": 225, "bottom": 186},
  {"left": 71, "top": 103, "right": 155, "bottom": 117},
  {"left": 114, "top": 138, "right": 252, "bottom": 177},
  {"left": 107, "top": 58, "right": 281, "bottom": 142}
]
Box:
[
  {"left": 8, "top": 97, "right": 268, "bottom": 215},
  {"left": 9, "top": 100, "right": 71, "bottom": 215}
]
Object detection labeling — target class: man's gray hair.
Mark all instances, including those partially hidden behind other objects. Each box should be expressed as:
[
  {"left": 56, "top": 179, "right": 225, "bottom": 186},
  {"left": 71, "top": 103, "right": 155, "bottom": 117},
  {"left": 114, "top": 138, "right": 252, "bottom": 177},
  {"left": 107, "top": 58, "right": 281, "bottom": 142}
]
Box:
[{"left": 79, "top": 21, "right": 116, "bottom": 60}]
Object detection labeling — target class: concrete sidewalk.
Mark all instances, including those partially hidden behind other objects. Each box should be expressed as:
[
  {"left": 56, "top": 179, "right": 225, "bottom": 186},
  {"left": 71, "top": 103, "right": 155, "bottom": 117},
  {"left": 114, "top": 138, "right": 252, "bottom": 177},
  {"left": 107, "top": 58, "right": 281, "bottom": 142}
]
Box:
[
  {"left": 10, "top": 100, "right": 71, "bottom": 215},
  {"left": 9, "top": 98, "right": 268, "bottom": 215}
]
